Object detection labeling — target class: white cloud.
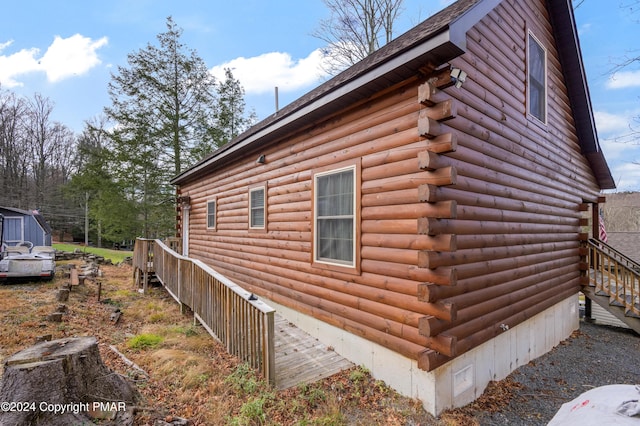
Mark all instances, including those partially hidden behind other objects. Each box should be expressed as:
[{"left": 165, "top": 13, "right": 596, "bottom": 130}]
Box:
[
  {"left": 0, "top": 42, "right": 40, "bottom": 87},
  {"left": 595, "top": 109, "right": 640, "bottom": 171},
  {"left": 40, "top": 34, "right": 108, "bottom": 82},
  {"left": 210, "top": 49, "right": 329, "bottom": 95},
  {"left": 0, "top": 34, "right": 107, "bottom": 88},
  {"left": 595, "top": 110, "right": 633, "bottom": 135},
  {"left": 595, "top": 108, "right": 640, "bottom": 190},
  {"left": 606, "top": 70, "right": 640, "bottom": 89},
  {"left": 0, "top": 40, "right": 13, "bottom": 51},
  {"left": 578, "top": 23, "right": 592, "bottom": 36},
  {"left": 610, "top": 161, "right": 640, "bottom": 192}
]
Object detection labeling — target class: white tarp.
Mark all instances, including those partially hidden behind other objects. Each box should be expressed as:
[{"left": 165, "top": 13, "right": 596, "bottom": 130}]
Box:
[{"left": 548, "top": 384, "right": 640, "bottom": 425}]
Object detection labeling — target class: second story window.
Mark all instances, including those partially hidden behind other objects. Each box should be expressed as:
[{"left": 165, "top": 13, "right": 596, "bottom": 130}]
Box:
[{"left": 528, "top": 32, "right": 547, "bottom": 123}]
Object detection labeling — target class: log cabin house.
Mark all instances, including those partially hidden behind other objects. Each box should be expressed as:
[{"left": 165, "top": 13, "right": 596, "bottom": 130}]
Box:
[{"left": 171, "top": 0, "right": 615, "bottom": 414}]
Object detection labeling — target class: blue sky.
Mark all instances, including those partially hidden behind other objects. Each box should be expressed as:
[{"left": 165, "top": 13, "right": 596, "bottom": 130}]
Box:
[{"left": 1, "top": 1, "right": 639, "bottom": 191}]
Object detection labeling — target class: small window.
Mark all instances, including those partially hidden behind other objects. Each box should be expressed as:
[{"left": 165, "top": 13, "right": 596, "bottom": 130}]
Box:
[
  {"left": 314, "top": 166, "right": 356, "bottom": 266},
  {"left": 249, "top": 187, "right": 265, "bottom": 229},
  {"left": 207, "top": 200, "right": 216, "bottom": 229},
  {"left": 528, "top": 32, "right": 547, "bottom": 123}
]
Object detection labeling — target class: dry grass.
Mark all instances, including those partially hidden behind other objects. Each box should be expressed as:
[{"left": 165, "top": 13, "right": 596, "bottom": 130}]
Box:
[{"left": 0, "top": 260, "right": 494, "bottom": 425}]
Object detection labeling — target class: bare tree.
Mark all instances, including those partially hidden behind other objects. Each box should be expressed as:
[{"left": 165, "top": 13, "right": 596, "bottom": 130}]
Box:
[
  {"left": 0, "top": 91, "right": 30, "bottom": 208},
  {"left": 602, "top": 192, "right": 640, "bottom": 231},
  {"left": 0, "top": 90, "right": 77, "bottom": 217},
  {"left": 313, "top": 0, "right": 404, "bottom": 75},
  {"left": 25, "top": 94, "right": 54, "bottom": 204}
]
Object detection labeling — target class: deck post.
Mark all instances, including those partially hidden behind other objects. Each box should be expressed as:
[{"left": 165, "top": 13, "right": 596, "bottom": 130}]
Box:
[
  {"left": 265, "top": 310, "right": 276, "bottom": 387},
  {"left": 143, "top": 239, "right": 150, "bottom": 294},
  {"left": 178, "top": 257, "right": 186, "bottom": 314}
]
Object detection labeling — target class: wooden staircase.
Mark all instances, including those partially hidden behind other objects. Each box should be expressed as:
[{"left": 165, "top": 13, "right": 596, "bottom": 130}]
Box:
[{"left": 582, "top": 238, "right": 640, "bottom": 334}]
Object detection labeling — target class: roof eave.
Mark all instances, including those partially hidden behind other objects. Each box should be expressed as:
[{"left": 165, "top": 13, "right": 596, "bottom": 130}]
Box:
[
  {"left": 547, "top": 0, "right": 615, "bottom": 190},
  {"left": 171, "top": 31, "right": 464, "bottom": 185}
]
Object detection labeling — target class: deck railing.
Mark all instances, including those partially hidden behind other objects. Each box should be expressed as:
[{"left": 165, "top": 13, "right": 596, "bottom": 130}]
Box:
[
  {"left": 584, "top": 238, "right": 640, "bottom": 318},
  {"left": 132, "top": 238, "right": 275, "bottom": 384}
]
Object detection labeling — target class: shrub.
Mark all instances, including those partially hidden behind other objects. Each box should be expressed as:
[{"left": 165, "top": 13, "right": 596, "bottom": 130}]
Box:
[{"left": 127, "top": 333, "right": 163, "bottom": 350}]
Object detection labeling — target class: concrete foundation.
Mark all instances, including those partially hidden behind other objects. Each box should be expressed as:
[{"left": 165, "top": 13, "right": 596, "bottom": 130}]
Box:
[{"left": 264, "top": 295, "right": 579, "bottom": 415}]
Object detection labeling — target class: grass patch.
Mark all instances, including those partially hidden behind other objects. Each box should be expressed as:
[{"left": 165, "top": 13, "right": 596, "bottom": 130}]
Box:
[
  {"left": 168, "top": 324, "right": 200, "bottom": 337},
  {"left": 225, "top": 363, "right": 266, "bottom": 395},
  {"left": 127, "top": 333, "right": 163, "bottom": 350},
  {"left": 148, "top": 312, "right": 166, "bottom": 323},
  {"left": 52, "top": 243, "right": 133, "bottom": 264},
  {"left": 229, "top": 393, "right": 275, "bottom": 425}
]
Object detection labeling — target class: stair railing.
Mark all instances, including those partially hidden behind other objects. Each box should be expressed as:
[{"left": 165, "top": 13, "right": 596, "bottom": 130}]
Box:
[
  {"left": 584, "top": 238, "right": 640, "bottom": 318},
  {"left": 132, "top": 237, "right": 276, "bottom": 385}
]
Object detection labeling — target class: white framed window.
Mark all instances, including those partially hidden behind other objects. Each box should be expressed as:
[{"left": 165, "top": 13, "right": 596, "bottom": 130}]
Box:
[
  {"left": 249, "top": 186, "right": 266, "bottom": 230},
  {"left": 313, "top": 165, "right": 357, "bottom": 268},
  {"left": 528, "top": 31, "right": 547, "bottom": 123},
  {"left": 206, "top": 199, "right": 216, "bottom": 229}
]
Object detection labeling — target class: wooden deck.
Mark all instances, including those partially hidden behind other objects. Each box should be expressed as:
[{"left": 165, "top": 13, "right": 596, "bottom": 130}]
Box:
[{"left": 274, "top": 314, "right": 353, "bottom": 390}]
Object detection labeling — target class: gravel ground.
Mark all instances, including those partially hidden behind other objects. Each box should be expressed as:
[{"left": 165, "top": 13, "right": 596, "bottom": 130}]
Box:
[{"left": 466, "top": 319, "right": 640, "bottom": 425}]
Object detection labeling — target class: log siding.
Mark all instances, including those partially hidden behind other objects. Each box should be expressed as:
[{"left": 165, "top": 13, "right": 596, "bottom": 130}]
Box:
[{"left": 175, "top": 0, "right": 611, "bottom": 372}]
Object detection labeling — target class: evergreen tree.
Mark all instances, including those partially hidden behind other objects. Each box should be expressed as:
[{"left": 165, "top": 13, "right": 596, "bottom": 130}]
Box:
[
  {"left": 105, "top": 16, "right": 218, "bottom": 177},
  {"left": 104, "top": 17, "right": 220, "bottom": 238},
  {"left": 67, "top": 120, "right": 140, "bottom": 245}
]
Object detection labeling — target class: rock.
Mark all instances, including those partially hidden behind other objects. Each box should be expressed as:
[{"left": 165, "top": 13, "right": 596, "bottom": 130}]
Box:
[
  {"left": 110, "top": 309, "right": 122, "bottom": 324},
  {"left": 155, "top": 415, "right": 192, "bottom": 425}
]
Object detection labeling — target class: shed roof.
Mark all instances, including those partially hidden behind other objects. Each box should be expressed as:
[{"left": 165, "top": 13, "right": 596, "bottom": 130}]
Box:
[
  {"left": 0, "top": 206, "right": 52, "bottom": 234},
  {"left": 172, "top": 0, "right": 614, "bottom": 190}
]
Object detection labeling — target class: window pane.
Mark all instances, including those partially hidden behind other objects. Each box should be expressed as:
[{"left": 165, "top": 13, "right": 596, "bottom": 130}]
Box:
[
  {"left": 315, "top": 168, "right": 355, "bottom": 265},
  {"left": 317, "top": 218, "right": 353, "bottom": 262},
  {"left": 528, "top": 35, "right": 546, "bottom": 122},
  {"left": 250, "top": 188, "right": 265, "bottom": 228},
  {"left": 207, "top": 201, "right": 216, "bottom": 228},
  {"left": 317, "top": 170, "right": 354, "bottom": 217}
]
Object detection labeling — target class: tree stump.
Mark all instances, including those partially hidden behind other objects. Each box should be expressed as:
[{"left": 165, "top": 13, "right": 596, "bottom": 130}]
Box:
[
  {"left": 56, "top": 288, "right": 69, "bottom": 302},
  {"left": 0, "top": 336, "right": 138, "bottom": 426},
  {"left": 46, "top": 312, "right": 63, "bottom": 322}
]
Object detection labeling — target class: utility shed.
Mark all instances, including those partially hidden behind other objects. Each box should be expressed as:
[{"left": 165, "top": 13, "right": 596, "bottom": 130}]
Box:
[
  {"left": 0, "top": 207, "right": 52, "bottom": 247},
  {"left": 171, "top": 0, "right": 615, "bottom": 414}
]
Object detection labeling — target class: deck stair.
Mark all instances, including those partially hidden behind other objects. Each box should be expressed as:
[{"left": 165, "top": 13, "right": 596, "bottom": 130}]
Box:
[{"left": 583, "top": 238, "right": 640, "bottom": 334}]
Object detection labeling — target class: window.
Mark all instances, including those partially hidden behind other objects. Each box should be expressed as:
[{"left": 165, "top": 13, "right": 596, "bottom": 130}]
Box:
[
  {"left": 249, "top": 186, "right": 265, "bottom": 229},
  {"left": 313, "top": 166, "right": 357, "bottom": 267},
  {"left": 528, "top": 32, "right": 547, "bottom": 123},
  {"left": 207, "top": 199, "right": 216, "bottom": 229}
]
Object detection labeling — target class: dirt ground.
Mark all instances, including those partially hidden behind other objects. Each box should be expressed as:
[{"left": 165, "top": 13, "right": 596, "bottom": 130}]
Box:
[{"left": 0, "top": 260, "right": 540, "bottom": 425}]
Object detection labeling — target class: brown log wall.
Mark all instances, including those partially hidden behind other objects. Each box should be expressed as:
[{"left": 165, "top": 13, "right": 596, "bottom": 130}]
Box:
[{"left": 177, "top": 0, "right": 602, "bottom": 372}]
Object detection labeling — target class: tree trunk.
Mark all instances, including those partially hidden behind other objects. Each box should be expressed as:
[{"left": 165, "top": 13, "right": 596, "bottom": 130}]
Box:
[{"left": 0, "top": 336, "right": 138, "bottom": 426}]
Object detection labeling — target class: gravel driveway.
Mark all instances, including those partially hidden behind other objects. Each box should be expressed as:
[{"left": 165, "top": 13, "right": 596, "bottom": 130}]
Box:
[{"left": 467, "top": 319, "right": 640, "bottom": 425}]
